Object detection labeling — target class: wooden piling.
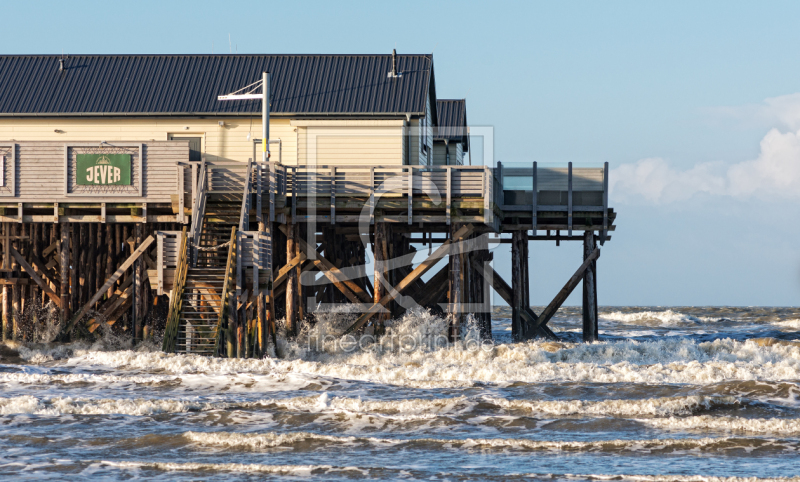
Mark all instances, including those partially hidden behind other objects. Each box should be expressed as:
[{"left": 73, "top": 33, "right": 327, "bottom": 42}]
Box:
[
  {"left": 285, "top": 222, "right": 299, "bottom": 336},
  {"left": 510, "top": 230, "right": 524, "bottom": 341},
  {"left": 60, "top": 222, "right": 70, "bottom": 323},
  {"left": 448, "top": 223, "right": 463, "bottom": 342},
  {"left": 134, "top": 224, "right": 144, "bottom": 342},
  {"left": 1, "top": 224, "right": 7, "bottom": 341},
  {"left": 373, "top": 223, "right": 388, "bottom": 332},
  {"left": 582, "top": 230, "right": 598, "bottom": 342}
]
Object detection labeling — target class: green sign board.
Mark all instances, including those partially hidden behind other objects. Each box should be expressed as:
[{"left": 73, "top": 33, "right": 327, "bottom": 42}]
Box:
[{"left": 76, "top": 154, "right": 132, "bottom": 186}]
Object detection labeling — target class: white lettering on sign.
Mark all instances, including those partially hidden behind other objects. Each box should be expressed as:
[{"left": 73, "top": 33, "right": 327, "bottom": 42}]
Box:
[{"left": 85, "top": 165, "right": 121, "bottom": 184}]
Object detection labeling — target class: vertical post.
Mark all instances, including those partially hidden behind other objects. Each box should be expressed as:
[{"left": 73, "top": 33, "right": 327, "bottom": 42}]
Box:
[
  {"left": 602, "top": 161, "right": 609, "bottom": 244},
  {"left": 1, "top": 224, "right": 7, "bottom": 341},
  {"left": 285, "top": 223, "right": 298, "bottom": 336},
  {"left": 448, "top": 223, "right": 462, "bottom": 341},
  {"left": 568, "top": 162, "right": 573, "bottom": 236},
  {"left": 11, "top": 224, "right": 19, "bottom": 341},
  {"left": 106, "top": 225, "right": 115, "bottom": 298},
  {"left": 60, "top": 223, "right": 70, "bottom": 324},
  {"left": 532, "top": 161, "right": 537, "bottom": 235},
  {"left": 522, "top": 230, "right": 530, "bottom": 338},
  {"left": 582, "top": 230, "right": 598, "bottom": 342},
  {"left": 227, "top": 291, "right": 236, "bottom": 358},
  {"left": 373, "top": 223, "right": 388, "bottom": 334},
  {"left": 407, "top": 166, "right": 413, "bottom": 225},
  {"left": 134, "top": 223, "right": 144, "bottom": 343},
  {"left": 156, "top": 232, "right": 164, "bottom": 296},
  {"left": 369, "top": 167, "right": 375, "bottom": 225},
  {"left": 446, "top": 167, "right": 452, "bottom": 225},
  {"left": 331, "top": 166, "right": 336, "bottom": 225},
  {"left": 510, "top": 230, "right": 523, "bottom": 341},
  {"left": 263, "top": 71, "right": 270, "bottom": 162}
]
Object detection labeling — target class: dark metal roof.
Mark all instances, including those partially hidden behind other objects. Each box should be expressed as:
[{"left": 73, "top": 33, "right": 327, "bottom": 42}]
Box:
[
  {"left": 434, "top": 99, "right": 468, "bottom": 151},
  {"left": 0, "top": 54, "right": 436, "bottom": 117}
]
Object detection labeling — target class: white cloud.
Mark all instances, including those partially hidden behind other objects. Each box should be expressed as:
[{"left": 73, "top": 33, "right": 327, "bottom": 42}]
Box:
[{"left": 611, "top": 94, "right": 800, "bottom": 204}]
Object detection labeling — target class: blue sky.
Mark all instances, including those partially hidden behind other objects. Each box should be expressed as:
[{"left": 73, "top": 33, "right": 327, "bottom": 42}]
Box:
[{"left": 4, "top": 0, "right": 800, "bottom": 306}]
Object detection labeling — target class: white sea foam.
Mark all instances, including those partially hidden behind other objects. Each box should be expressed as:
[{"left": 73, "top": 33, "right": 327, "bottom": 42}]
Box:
[
  {"left": 600, "top": 310, "right": 706, "bottom": 326},
  {"left": 638, "top": 415, "right": 800, "bottom": 435},
  {"left": 0, "top": 393, "right": 468, "bottom": 420},
  {"left": 483, "top": 395, "right": 739, "bottom": 417},
  {"left": 9, "top": 328, "right": 800, "bottom": 388},
  {"left": 96, "top": 460, "right": 357, "bottom": 476},
  {"left": 184, "top": 430, "right": 799, "bottom": 453},
  {"left": 90, "top": 462, "right": 800, "bottom": 481},
  {"left": 569, "top": 475, "right": 800, "bottom": 482},
  {"left": 774, "top": 319, "right": 800, "bottom": 330}
]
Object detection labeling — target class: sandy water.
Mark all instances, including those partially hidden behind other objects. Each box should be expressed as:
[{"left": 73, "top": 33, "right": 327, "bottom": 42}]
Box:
[{"left": 2, "top": 306, "right": 800, "bottom": 481}]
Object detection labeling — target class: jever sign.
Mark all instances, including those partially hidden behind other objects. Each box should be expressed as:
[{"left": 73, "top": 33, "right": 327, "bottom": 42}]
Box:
[{"left": 76, "top": 154, "right": 131, "bottom": 185}]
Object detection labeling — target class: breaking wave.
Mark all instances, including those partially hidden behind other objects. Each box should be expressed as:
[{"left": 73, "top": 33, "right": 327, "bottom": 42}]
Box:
[
  {"left": 638, "top": 415, "right": 800, "bottom": 435},
  {"left": 183, "top": 430, "right": 800, "bottom": 454}
]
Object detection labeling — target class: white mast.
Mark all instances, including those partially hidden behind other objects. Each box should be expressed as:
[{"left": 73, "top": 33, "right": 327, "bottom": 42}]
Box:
[{"left": 217, "top": 72, "right": 271, "bottom": 161}]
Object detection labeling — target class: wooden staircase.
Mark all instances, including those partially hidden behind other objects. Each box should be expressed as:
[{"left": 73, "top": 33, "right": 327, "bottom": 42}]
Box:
[{"left": 163, "top": 160, "right": 274, "bottom": 357}]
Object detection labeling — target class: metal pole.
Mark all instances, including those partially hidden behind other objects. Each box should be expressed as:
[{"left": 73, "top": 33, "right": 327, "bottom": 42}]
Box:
[{"left": 262, "top": 72, "right": 270, "bottom": 162}]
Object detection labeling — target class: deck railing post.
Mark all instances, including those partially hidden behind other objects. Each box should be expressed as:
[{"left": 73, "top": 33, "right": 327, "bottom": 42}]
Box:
[
  {"left": 602, "top": 161, "right": 609, "bottom": 244},
  {"left": 369, "top": 167, "right": 375, "bottom": 225},
  {"left": 331, "top": 166, "right": 336, "bottom": 225},
  {"left": 567, "top": 162, "right": 573, "bottom": 236},
  {"left": 532, "top": 161, "right": 538, "bottom": 235},
  {"left": 446, "top": 167, "right": 452, "bottom": 226},
  {"left": 408, "top": 166, "right": 413, "bottom": 225}
]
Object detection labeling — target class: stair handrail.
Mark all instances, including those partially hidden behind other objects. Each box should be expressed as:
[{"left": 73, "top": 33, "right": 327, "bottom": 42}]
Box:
[
  {"left": 214, "top": 226, "right": 238, "bottom": 357},
  {"left": 238, "top": 158, "right": 254, "bottom": 231},
  {"left": 162, "top": 226, "right": 189, "bottom": 353},
  {"left": 189, "top": 161, "right": 208, "bottom": 266}
]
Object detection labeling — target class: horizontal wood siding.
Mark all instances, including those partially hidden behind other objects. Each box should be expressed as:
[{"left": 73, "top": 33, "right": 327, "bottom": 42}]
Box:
[
  {"left": 297, "top": 126, "right": 404, "bottom": 166},
  {"left": 0, "top": 117, "right": 296, "bottom": 165},
  {"left": 5, "top": 141, "right": 187, "bottom": 203},
  {"left": 432, "top": 143, "right": 447, "bottom": 165}
]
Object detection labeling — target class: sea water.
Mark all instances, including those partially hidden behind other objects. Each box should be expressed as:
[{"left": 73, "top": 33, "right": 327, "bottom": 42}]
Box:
[{"left": 1, "top": 306, "right": 800, "bottom": 481}]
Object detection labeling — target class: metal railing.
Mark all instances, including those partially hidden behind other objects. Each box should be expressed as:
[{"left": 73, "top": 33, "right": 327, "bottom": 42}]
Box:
[
  {"left": 189, "top": 161, "right": 208, "bottom": 266},
  {"left": 215, "top": 226, "right": 238, "bottom": 357},
  {"left": 162, "top": 227, "right": 189, "bottom": 353}
]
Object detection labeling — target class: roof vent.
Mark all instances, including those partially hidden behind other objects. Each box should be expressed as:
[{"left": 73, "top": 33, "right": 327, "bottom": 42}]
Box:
[{"left": 387, "top": 49, "right": 402, "bottom": 78}]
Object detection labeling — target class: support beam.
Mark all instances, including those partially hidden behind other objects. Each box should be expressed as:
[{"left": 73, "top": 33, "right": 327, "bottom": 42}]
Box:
[
  {"left": 530, "top": 247, "right": 600, "bottom": 333},
  {"left": 582, "top": 231, "right": 598, "bottom": 342},
  {"left": 469, "top": 258, "right": 558, "bottom": 341},
  {"left": 60, "top": 235, "right": 155, "bottom": 337},
  {"left": 9, "top": 247, "right": 60, "bottom": 308},
  {"left": 343, "top": 224, "right": 475, "bottom": 335},
  {"left": 448, "top": 223, "right": 463, "bottom": 341},
  {"left": 279, "top": 224, "right": 371, "bottom": 304},
  {"left": 373, "top": 222, "right": 389, "bottom": 330},
  {"left": 285, "top": 223, "right": 299, "bottom": 336},
  {"left": 60, "top": 223, "right": 69, "bottom": 323}
]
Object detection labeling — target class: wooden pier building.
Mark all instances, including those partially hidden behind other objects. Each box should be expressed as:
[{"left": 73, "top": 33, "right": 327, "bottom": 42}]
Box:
[{"left": 0, "top": 54, "right": 616, "bottom": 355}]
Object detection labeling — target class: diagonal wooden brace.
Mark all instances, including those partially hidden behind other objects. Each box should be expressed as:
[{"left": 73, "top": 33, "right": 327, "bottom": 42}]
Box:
[
  {"left": 343, "top": 223, "right": 475, "bottom": 335},
  {"left": 278, "top": 225, "right": 371, "bottom": 304},
  {"left": 529, "top": 247, "right": 600, "bottom": 333},
  {"left": 11, "top": 247, "right": 61, "bottom": 308},
  {"left": 61, "top": 235, "right": 156, "bottom": 335},
  {"left": 469, "top": 257, "right": 557, "bottom": 341}
]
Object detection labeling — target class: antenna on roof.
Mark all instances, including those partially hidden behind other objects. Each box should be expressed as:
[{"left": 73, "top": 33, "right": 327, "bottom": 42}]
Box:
[
  {"left": 58, "top": 50, "right": 66, "bottom": 73},
  {"left": 388, "top": 49, "right": 402, "bottom": 78}
]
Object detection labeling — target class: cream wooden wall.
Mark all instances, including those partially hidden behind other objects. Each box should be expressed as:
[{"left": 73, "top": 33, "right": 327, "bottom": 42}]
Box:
[
  {"left": 292, "top": 120, "right": 406, "bottom": 166},
  {"left": 0, "top": 117, "right": 297, "bottom": 165},
  {"left": 0, "top": 117, "right": 431, "bottom": 167}
]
